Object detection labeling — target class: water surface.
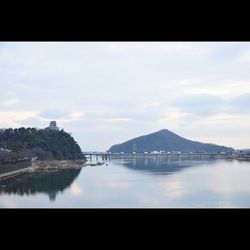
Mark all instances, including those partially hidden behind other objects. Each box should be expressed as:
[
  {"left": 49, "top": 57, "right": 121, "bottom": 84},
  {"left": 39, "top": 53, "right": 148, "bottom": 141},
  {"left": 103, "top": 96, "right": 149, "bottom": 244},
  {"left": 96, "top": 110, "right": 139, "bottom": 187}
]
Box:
[{"left": 1, "top": 158, "right": 250, "bottom": 208}]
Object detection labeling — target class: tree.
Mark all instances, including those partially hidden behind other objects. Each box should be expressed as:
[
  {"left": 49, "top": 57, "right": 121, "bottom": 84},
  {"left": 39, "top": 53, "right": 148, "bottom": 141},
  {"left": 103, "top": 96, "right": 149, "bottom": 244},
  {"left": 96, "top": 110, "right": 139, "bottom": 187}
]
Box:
[{"left": 0, "top": 127, "right": 85, "bottom": 160}]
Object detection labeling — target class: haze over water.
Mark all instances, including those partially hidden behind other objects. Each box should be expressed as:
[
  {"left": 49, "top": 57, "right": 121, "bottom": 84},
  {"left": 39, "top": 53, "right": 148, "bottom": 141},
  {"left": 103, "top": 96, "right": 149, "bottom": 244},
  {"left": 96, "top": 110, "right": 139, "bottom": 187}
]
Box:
[{"left": 1, "top": 158, "right": 250, "bottom": 208}]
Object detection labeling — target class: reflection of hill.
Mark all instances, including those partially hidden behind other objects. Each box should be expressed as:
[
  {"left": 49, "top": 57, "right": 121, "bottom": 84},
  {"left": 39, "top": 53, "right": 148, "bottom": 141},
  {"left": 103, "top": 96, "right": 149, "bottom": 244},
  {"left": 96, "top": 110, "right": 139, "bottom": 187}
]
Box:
[
  {"left": 0, "top": 168, "right": 81, "bottom": 201},
  {"left": 120, "top": 158, "right": 213, "bottom": 175}
]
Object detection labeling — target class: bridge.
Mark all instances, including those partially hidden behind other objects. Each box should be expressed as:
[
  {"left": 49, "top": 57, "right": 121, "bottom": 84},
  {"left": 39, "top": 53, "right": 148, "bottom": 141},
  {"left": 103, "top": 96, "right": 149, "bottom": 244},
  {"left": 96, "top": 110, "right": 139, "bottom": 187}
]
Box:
[{"left": 82, "top": 152, "right": 226, "bottom": 161}]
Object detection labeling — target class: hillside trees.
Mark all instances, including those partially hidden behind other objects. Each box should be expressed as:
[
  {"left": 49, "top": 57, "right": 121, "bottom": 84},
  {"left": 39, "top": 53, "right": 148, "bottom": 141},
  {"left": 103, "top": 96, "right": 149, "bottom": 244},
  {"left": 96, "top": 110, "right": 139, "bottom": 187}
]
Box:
[{"left": 0, "top": 128, "right": 84, "bottom": 160}]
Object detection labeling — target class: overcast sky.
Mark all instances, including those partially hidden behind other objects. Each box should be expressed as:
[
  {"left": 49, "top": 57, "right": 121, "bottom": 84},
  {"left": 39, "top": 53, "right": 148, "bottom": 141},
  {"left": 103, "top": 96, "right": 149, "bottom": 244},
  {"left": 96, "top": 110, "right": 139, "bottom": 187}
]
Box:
[{"left": 1, "top": 42, "right": 250, "bottom": 151}]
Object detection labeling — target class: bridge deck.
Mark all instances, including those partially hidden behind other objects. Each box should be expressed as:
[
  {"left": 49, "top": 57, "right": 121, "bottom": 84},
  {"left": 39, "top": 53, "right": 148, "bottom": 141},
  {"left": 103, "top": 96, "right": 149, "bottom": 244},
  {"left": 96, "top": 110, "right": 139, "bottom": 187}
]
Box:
[{"left": 83, "top": 152, "right": 222, "bottom": 156}]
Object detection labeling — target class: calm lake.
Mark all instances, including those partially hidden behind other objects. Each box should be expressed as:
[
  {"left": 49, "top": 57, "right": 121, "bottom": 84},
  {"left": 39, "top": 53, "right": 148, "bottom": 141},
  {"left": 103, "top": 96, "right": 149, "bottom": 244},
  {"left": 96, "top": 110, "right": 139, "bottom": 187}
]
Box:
[{"left": 1, "top": 157, "right": 250, "bottom": 208}]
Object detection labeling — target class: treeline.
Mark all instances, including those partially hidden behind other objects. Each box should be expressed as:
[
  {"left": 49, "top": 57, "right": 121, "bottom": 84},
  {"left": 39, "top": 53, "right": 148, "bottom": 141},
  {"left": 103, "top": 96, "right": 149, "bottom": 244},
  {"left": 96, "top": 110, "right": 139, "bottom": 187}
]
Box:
[{"left": 0, "top": 128, "right": 84, "bottom": 160}]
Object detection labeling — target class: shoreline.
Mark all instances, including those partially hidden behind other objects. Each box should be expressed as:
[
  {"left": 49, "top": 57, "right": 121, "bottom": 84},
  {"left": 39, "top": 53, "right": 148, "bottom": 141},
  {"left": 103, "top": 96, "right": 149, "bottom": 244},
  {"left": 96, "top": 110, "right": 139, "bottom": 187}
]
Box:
[{"left": 0, "top": 160, "right": 105, "bottom": 181}]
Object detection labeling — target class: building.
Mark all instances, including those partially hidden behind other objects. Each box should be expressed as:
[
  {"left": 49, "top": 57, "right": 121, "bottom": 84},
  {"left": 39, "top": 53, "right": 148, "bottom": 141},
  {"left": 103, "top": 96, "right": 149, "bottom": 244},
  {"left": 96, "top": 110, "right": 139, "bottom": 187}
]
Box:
[
  {"left": 0, "top": 147, "right": 12, "bottom": 153},
  {"left": 235, "top": 149, "right": 250, "bottom": 155},
  {"left": 47, "top": 121, "right": 60, "bottom": 131}
]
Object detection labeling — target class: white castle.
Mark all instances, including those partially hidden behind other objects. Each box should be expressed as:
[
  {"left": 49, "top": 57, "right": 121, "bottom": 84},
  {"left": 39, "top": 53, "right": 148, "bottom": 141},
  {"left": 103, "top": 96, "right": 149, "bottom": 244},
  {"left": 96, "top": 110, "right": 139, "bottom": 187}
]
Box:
[{"left": 47, "top": 121, "right": 60, "bottom": 131}]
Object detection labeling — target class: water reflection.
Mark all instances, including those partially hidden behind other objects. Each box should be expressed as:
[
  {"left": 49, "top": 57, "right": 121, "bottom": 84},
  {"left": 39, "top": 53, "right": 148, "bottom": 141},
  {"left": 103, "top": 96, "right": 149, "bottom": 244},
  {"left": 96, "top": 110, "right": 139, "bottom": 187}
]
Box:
[
  {"left": 1, "top": 158, "right": 250, "bottom": 207},
  {"left": 120, "top": 158, "right": 215, "bottom": 175},
  {"left": 0, "top": 169, "right": 81, "bottom": 201}
]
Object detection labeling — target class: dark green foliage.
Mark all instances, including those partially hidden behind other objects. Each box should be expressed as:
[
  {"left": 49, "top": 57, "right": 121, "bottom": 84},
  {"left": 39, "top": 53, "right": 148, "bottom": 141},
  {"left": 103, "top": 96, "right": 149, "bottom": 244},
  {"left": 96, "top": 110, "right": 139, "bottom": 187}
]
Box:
[
  {"left": 108, "top": 129, "right": 234, "bottom": 153},
  {"left": 0, "top": 128, "right": 84, "bottom": 160}
]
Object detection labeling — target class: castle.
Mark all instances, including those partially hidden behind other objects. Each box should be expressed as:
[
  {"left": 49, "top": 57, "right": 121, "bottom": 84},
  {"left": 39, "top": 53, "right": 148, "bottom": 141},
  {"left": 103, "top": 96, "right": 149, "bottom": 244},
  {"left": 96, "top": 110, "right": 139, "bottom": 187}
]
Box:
[{"left": 47, "top": 121, "right": 60, "bottom": 131}]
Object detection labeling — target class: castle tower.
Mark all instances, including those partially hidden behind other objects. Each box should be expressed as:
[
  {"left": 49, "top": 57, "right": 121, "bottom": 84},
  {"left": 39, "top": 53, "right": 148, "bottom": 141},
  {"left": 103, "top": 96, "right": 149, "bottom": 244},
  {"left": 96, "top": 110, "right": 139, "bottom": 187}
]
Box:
[{"left": 48, "top": 121, "right": 59, "bottom": 131}]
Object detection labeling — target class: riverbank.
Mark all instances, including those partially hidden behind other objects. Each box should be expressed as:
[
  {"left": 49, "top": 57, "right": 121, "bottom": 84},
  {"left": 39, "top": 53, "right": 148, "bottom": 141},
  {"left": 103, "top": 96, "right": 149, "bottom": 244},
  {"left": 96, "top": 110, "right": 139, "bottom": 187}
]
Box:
[
  {"left": 33, "top": 160, "right": 87, "bottom": 170},
  {"left": 33, "top": 160, "right": 106, "bottom": 170},
  {"left": 0, "top": 160, "right": 105, "bottom": 181},
  {"left": 237, "top": 157, "right": 250, "bottom": 161}
]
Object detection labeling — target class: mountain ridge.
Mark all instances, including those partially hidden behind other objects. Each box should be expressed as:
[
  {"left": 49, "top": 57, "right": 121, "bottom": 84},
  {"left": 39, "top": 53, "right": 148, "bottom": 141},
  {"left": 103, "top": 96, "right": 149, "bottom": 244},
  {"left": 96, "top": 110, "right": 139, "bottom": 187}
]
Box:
[{"left": 108, "top": 129, "right": 234, "bottom": 153}]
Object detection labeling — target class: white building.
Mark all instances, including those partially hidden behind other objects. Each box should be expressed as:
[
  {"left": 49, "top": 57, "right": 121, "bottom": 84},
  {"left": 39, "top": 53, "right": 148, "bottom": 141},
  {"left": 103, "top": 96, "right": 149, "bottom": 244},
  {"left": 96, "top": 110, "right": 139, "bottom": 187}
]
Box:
[
  {"left": 47, "top": 121, "right": 60, "bottom": 131},
  {"left": 0, "top": 147, "right": 12, "bottom": 153}
]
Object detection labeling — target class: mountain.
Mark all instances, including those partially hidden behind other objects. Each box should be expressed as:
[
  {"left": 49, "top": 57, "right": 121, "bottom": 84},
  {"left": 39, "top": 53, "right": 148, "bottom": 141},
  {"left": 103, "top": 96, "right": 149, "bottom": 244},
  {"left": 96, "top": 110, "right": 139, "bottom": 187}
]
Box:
[{"left": 108, "top": 129, "right": 234, "bottom": 153}]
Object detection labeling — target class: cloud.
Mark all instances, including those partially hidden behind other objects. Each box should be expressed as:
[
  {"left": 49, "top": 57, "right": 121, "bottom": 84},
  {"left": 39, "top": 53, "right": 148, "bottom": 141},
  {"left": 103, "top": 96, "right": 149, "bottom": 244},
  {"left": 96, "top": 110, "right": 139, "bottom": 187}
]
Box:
[
  {"left": 1, "top": 42, "right": 250, "bottom": 150},
  {"left": 97, "top": 118, "right": 133, "bottom": 123},
  {"left": 37, "top": 111, "right": 85, "bottom": 124},
  {"left": 38, "top": 110, "right": 71, "bottom": 119},
  {"left": 209, "top": 43, "right": 249, "bottom": 63},
  {"left": 0, "top": 111, "right": 38, "bottom": 128},
  {"left": 168, "top": 94, "right": 223, "bottom": 116},
  {"left": 237, "top": 47, "right": 250, "bottom": 63},
  {"left": 0, "top": 98, "right": 20, "bottom": 106},
  {"left": 69, "top": 112, "right": 84, "bottom": 119},
  {"left": 187, "top": 81, "right": 250, "bottom": 96},
  {"left": 19, "top": 117, "right": 48, "bottom": 128},
  {"left": 227, "top": 93, "right": 250, "bottom": 113}
]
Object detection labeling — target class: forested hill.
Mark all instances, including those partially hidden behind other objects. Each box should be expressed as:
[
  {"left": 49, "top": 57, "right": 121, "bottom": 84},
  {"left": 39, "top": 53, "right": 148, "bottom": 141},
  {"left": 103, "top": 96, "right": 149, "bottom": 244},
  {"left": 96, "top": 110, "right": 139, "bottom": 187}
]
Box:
[
  {"left": 108, "top": 129, "right": 234, "bottom": 153},
  {"left": 0, "top": 128, "right": 84, "bottom": 160}
]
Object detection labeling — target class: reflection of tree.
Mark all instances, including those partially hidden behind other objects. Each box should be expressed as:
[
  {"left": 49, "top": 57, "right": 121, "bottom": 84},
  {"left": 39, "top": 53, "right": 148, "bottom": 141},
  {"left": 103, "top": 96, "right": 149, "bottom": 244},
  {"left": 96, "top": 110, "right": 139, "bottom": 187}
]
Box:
[
  {"left": 48, "top": 191, "right": 57, "bottom": 202},
  {"left": 121, "top": 158, "right": 213, "bottom": 174},
  {"left": 0, "top": 168, "right": 82, "bottom": 201}
]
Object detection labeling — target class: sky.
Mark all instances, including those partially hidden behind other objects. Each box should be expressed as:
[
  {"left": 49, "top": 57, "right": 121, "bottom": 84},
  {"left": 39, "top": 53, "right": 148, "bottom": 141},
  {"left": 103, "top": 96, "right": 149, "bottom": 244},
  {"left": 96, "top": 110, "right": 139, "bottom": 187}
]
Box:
[{"left": 1, "top": 42, "right": 250, "bottom": 151}]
